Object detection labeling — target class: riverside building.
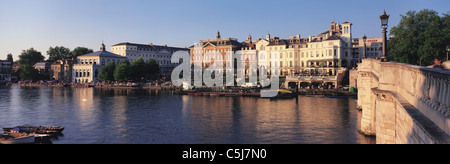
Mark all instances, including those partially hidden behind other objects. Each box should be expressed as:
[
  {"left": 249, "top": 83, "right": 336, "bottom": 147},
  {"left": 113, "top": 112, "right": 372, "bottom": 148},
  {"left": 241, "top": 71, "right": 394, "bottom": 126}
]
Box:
[
  {"left": 191, "top": 21, "right": 357, "bottom": 88},
  {"left": 72, "top": 43, "right": 126, "bottom": 83},
  {"left": 111, "top": 42, "right": 188, "bottom": 77}
]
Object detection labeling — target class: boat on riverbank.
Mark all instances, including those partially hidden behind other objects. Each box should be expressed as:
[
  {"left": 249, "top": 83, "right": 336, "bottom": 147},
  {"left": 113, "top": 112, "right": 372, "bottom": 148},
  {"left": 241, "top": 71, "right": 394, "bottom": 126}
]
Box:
[
  {"left": 271, "top": 89, "right": 296, "bottom": 99},
  {"left": 3, "top": 125, "right": 64, "bottom": 135},
  {"left": 0, "top": 133, "right": 35, "bottom": 144},
  {"left": 1, "top": 125, "right": 64, "bottom": 144}
]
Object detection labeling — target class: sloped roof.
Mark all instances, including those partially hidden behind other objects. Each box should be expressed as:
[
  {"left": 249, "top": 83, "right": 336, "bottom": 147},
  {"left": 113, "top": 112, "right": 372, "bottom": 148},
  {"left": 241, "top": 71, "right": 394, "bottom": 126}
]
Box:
[
  {"left": 113, "top": 42, "right": 188, "bottom": 52},
  {"left": 326, "top": 35, "right": 341, "bottom": 41},
  {"left": 80, "top": 51, "right": 126, "bottom": 58},
  {"left": 33, "top": 62, "right": 51, "bottom": 67}
]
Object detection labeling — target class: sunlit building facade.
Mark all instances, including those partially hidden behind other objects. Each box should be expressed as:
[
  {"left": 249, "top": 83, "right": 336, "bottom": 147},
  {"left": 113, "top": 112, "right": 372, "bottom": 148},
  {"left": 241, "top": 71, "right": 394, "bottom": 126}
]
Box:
[{"left": 72, "top": 43, "right": 126, "bottom": 83}]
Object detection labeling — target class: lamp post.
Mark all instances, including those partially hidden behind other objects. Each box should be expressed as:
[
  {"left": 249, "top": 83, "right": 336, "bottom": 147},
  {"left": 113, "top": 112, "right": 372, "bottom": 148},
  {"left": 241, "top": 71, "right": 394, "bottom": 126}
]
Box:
[
  {"left": 363, "top": 34, "right": 367, "bottom": 59},
  {"left": 380, "top": 9, "right": 390, "bottom": 62}
]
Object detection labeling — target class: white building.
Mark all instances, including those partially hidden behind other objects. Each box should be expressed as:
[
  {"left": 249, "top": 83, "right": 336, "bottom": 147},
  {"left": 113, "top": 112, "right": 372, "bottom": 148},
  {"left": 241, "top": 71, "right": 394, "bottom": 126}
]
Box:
[
  {"left": 241, "top": 21, "right": 355, "bottom": 76},
  {"left": 111, "top": 42, "right": 188, "bottom": 77},
  {"left": 72, "top": 43, "right": 126, "bottom": 83}
]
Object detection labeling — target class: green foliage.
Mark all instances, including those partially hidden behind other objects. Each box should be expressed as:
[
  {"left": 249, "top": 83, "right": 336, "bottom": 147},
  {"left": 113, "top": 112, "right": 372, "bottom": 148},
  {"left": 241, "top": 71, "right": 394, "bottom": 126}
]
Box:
[
  {"left": 18, "top": 48, "right": 45, "bottom": 66},
  {"left": 388, "top": 9, "right": 450, "bottom": 66},
  {"left": 98, "top": 61, "right": 115, "bottom": 82},
  {"left": 130, "top": 57, "right": 146, "bottom": 81},
  {"left": 19, "top": 64, "right": 39, "bottom": 80},
  {"left": 47, "top": 46, "right": 71, "bottom": 62},
  {"left": 145, "top": 58, "right": 160, "bottom": 80},
  {"left": 6, "top": 53, "right": 13, "bottom": 63},
  {"left": 114, "top": 60, "right": 130, "bottom": 82},
  {"left": 71, "top": 47, "right": 93, "bottom": 59},
  {"left": 99, "top": 57, "right": 161, "bottom": 82},
  {"left": 47, "top": 46, "right": 93, "bottom": 62}
]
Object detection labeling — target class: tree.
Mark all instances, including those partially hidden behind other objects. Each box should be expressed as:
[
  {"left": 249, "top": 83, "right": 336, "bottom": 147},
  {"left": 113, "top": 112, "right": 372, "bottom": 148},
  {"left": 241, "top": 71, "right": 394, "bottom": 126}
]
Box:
[
  {"left": 71, "top": 47, "right": 94, "bottom": 59},
  {"left": 6, "top": 53, "right": 13, "bottom": 63},
  {"left": 145, "top": 58, "right": 160, "bottom": 80},
  {"left": 388, "top": 9, "right": 450, "bottom": 66},
  {"left": 18, "top": 48, "right": 45, "bottom": 66},
  {"left": 130, "top": 57, "right": 146, "bottom": 82},
  {"left": 19, "top": 64, "right": 39, "bottom": 81},
  {"left": 114, "top": 60, "right": 130, "bottom": 82},
  {"left": 47, "top": 46, "right": 71, "bottom": 62},
  {"left": 98, "top": 61, "right": 116, "bottom": 82}
]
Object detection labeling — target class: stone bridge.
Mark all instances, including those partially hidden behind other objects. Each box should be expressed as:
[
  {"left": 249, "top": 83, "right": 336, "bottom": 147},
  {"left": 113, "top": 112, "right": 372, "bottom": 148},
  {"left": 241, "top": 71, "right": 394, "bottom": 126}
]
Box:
[{"left": 357, "top": 59, "right": 450, "bottom": 144}]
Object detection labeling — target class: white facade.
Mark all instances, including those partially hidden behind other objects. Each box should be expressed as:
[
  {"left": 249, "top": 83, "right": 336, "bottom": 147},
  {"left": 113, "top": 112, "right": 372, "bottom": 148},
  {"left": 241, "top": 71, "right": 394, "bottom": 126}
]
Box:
[
  {"left": 111, "top": 42, "right": 188, "bottom": 76},
  {"left": 241, "top": 21, "right": 355, "bottom": 76},
  {"left": 72, "top": 43, "right": 126, "bottom": 83}
]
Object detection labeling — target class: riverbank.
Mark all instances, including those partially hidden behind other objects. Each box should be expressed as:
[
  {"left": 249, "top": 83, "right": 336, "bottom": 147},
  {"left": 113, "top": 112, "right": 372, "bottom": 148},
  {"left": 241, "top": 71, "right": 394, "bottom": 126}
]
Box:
[
  {"left": 9, "top": 83, "right": 357, "bottom": 97},
  {"left": 10, "top": 83, "right": 175, "bottom": 90}
]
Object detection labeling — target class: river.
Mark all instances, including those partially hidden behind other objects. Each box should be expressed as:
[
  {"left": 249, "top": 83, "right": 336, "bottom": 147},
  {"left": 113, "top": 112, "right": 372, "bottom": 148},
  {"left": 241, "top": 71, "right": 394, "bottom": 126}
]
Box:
[{"left": 0, "top": 86, "right": 375, "bottom": 144}]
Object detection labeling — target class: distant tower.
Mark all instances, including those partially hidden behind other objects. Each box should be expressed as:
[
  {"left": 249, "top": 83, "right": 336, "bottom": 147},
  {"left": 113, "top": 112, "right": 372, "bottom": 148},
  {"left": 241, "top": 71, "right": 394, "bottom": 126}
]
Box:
[
  {"left": 341, "top": 22, "right": 352, "bottom": 39},
  {"left": 100, "top": 41, "right": 106, "bottom": 51},
  {"left": 247, "top": 34, "right": 252, "bottom": 42},
  {"left": 216, "top": 31, "right": 221, "bottom": 39},
  {"left": 266, "top": 33, "right": 271, "bottom": 40},
  {"left": 341, "top": 22, "right": 352, "bottom": 48}
]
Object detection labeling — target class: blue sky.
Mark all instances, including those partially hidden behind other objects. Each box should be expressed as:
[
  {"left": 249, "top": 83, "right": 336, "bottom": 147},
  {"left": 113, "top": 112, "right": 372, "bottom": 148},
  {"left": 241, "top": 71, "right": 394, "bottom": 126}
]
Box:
[{"left": 0, "top": 0, "right": 448, "bottom": 60}]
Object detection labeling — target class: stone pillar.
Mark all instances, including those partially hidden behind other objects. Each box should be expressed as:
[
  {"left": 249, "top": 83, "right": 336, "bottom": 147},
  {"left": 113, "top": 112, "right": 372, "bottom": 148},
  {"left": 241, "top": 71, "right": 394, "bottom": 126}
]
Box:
[
  {"left": 438, "top": 78, "right": 447, "bottom": 114},
  {"left": 358, "top": 72, "right": 377, "bottom": 135},
  {"left": 430, "top": 78, "right": 440, "bottom": 109},
  {"left": 374, "top": 91, "right": 396, "bottom": 144},
  {"left": 444, "top": 80, "right": 450, "bottom": 118}
]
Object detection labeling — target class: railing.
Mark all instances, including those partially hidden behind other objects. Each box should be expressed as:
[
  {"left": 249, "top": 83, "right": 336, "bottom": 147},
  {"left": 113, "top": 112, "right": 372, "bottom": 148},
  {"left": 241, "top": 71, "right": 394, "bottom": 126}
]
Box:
[{"left": 359, "top": 58, "right": 450, "bottom": 119}]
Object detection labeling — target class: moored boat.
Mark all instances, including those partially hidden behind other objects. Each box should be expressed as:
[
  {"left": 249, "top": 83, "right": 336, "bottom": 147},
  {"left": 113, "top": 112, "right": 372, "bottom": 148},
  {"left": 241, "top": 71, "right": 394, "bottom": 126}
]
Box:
[
  {"left": 271, "top": 89, "right": 296, "bottom": 99},
  {"left": 3, "top": 125, "right": 64, "bottom": 134},
  {"left": 0, "top": 133, "right": 35, "bottom": 144},
  {"left": 192, "top": 92, "right": 203, "bottom": 96}
]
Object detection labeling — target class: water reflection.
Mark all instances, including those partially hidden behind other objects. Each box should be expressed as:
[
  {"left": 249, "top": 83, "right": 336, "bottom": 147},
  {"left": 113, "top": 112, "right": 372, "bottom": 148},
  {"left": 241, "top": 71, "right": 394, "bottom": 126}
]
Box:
[{"left": 0, "top": 86, "right": 375, "bottom": 144}]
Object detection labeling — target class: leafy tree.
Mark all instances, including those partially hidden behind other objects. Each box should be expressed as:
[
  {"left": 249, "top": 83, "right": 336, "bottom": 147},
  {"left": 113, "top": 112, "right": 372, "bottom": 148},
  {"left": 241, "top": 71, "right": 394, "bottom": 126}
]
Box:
[
  {"left": 18, "top": 48, "right": 45, "bottom": 66},
  {"left": 47, "top": 46, "right": 71, "bottom": 62},
  {"left": 388, "top": 9, "right": 450, "bottom": 66},
  {"left": 6, "top": 53, "right": 13, "bottom": 63},
  {"left": 98, "top": 61, "right": 116, "bottom": 82},
  {"left": 130, "top": 57, "right": 146, "bottom": 82},
  {"left": 114, "top": 60, "right": 130, "bottom": 82},
  {"left": 145, "top": 58, "right": 160, "bottom": 80},
  {"left": 19, "top": 64, "right": 39, "bottom": 80},
  {"left": 71, "top": 47, "right": 93, "bottom": 59}
]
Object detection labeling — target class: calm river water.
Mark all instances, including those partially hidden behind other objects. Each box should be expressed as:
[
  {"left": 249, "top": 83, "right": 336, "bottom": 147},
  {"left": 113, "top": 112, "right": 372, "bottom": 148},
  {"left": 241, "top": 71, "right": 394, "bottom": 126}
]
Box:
[{"left": 0, "top": 86, "right": 375, "bottom": 144}]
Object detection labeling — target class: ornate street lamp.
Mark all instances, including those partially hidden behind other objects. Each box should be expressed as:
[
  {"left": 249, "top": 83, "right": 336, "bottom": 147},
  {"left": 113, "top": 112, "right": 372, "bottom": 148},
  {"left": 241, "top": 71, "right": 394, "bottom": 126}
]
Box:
[
  {"left": 380, "top": 10, "right": 390, "bottom": 62},
  {"left": 363, "top": 34, "right": 367, "bottom": 59}
]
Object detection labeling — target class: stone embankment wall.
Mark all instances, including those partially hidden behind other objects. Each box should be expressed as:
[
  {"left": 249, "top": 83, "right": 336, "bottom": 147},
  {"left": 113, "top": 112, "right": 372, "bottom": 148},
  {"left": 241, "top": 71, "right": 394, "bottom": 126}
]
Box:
[{"left": 357, "top": 59, "right": 450, "bottom": 144}]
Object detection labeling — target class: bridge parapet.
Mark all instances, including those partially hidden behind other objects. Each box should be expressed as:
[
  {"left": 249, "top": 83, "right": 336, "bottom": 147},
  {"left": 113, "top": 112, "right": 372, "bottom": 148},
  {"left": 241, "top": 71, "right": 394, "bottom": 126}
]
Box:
[{"left": 357, "top": 59, "right": 450, "bottom": 143}]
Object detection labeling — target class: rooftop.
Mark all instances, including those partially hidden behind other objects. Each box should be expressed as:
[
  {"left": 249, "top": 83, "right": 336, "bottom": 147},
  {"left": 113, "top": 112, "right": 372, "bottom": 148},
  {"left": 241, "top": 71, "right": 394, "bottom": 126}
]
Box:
[
  {"left": 80, "top": 51, "right": 126, "bottom": 58},
  {"left": 112, "top": 42, "right": 188, "bottom": 52}
]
